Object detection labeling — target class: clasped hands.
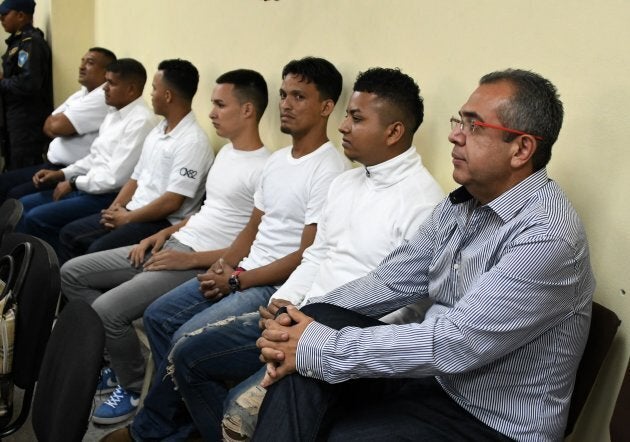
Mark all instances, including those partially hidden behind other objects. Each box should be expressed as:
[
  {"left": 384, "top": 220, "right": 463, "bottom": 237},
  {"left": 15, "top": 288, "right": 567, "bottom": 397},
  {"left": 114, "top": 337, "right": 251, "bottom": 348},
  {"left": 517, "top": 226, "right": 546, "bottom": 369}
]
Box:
[
  {"left": 196, "top": 258, "right": 236, "bottom": 300},
  {"left": 100, "top": 203, "right": 131, "bottom": 230},
  {"left": 256, "top": 300, "right": 314, "bottom": 388}
]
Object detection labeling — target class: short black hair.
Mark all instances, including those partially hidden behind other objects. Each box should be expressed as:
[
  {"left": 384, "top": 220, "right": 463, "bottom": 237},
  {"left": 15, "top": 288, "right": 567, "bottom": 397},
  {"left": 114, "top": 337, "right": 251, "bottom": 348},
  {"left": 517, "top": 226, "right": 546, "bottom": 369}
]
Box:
[
  {"left": 480, "top": 69, "right": 564, "bottom": 171},
  {"left": 88, "top": 47, "right": 117, "bottom": 67},
  {"left": 353, "top": 67, "right": 424, "bottom": 134},
  {"left": 282, "top": 56, "right": 342, "bottom": 103},
  {"left": 157, "top": 59, "right": 199, "bottom": 102},
  {"left": 106, "top": 58, "right": 147, "bottom": 92},
  {"left": 216, "top": 69, "right": 268, "bottom": 122}
]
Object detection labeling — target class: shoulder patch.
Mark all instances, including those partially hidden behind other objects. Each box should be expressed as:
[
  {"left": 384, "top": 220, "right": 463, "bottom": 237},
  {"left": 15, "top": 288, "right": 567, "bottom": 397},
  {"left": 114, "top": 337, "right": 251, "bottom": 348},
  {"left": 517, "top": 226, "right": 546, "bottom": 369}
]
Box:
[{"left": 17, "top": 50, "right": 28, "bottom": 68}]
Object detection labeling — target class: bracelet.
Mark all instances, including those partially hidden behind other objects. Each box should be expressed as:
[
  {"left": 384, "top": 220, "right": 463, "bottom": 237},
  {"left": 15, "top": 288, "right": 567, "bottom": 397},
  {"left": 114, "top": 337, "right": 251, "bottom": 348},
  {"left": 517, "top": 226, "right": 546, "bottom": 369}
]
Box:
[{"left": 228, "top": 267, "right": 246, "bottom": 293}]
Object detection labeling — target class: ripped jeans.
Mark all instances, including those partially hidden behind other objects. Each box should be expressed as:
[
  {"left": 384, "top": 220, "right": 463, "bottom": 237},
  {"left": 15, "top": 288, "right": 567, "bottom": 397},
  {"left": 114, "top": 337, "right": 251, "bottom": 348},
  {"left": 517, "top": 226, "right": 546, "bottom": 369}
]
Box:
[
  {"left": 222, "top": 365, "right": 267, "bottom": 440},
  {"left": 131, "top": 284, "right": 276, "bottom": 441},
  {"left": 167, "top": 299, "right": 275, "bottom": 440}
]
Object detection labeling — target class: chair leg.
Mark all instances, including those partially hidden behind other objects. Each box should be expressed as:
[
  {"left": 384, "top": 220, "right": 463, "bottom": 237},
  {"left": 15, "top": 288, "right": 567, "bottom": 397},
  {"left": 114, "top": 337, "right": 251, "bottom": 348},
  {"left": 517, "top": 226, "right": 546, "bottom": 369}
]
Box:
[
  {"left": 138, "top": 352, "right": 153, "bottom": 410},
  {"left": 132, "top": 319, "right": 153, "bottom": 410}
]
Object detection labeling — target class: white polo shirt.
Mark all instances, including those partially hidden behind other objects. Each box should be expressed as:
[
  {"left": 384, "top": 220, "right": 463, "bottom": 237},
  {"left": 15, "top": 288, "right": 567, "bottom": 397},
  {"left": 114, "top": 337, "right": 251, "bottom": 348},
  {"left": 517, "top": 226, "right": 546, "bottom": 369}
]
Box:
[
  {"left": 126, "top": 112, "right": 214, "bottom": 224},
  {"left": 46, "top": 84, "right": 110, "bottom": 165}
]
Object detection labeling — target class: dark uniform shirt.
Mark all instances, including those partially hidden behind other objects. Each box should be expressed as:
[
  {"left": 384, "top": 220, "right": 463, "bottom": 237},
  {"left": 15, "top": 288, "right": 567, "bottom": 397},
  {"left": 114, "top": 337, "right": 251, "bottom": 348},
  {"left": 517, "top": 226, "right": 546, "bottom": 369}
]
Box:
[{"left": 0, "top": 23, "right": 52, "bottom": 169}]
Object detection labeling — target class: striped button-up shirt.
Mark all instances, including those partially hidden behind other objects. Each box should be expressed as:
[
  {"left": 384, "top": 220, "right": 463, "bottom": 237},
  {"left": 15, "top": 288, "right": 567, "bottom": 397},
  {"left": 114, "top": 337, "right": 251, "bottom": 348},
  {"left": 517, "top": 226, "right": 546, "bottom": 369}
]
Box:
[{"left": 299, "top": 168, "right": 595, "bottom": 441}]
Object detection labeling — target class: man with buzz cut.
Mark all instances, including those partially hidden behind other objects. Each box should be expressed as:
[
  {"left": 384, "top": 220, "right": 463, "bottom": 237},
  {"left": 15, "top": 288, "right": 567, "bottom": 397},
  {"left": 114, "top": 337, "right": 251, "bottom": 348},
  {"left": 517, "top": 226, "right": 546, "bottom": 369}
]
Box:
[
  {"left": 99, "top": 56, "right": 348, "bottom": 442},
  {"left": 62, "top": 68, "right": 272, "bottom": 425},
  {"left": 166, "top": 67, "right": 445, "bottom": 441},
  {"left": 253, "top": 69, "right": 595, "bottom": 442},
  {"left": 16, "top": 58, "right": 156, "bottom": 253},
  {"left": 56, "top": 59, "right": 214, "bottom": 263},
  {"left": 0, "top": 47, "right": 115, "bottom": 203}
]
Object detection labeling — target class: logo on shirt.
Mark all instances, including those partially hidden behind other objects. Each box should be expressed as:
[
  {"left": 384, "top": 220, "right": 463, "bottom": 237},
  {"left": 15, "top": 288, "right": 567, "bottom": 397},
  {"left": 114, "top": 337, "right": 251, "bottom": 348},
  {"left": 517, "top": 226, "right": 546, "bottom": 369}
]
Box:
[
  {"left": 180, "top": 167, "right": 198, "bottom": 179},
  {"left": 17, "top": 50, "right": 29, "bottom": 68}
]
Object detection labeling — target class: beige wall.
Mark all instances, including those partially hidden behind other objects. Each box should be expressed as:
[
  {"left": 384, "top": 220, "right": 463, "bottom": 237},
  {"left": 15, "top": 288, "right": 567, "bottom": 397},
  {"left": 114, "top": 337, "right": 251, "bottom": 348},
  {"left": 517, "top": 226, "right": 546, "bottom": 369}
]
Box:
[
  {"left": 49, "top": 0, "right": 95, "bottom": 106},
  {"left": 11, "top": 0, "right": 630, "bottom": 439}
]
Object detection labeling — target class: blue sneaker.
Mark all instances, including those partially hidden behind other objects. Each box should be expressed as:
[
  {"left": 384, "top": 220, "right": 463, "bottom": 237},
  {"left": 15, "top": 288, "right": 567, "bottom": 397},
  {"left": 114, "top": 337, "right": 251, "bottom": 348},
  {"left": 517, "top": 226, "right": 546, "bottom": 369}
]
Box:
[
  {"left": 96, "top": 367, "right": 118, "bottom": 394},
  {"left": 92, "top": 386, "right": 140, "bottom": 425}
]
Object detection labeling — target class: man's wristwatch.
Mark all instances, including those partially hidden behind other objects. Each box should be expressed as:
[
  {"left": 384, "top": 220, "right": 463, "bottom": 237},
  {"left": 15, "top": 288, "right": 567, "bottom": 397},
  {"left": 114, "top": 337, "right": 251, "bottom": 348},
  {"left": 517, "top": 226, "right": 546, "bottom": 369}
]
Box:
[
  {"left": 69, "top": 175, "right": 79, "bottom": 191},
  {"left": 228, "top": 268, "right": 245, "bottom": 293}
]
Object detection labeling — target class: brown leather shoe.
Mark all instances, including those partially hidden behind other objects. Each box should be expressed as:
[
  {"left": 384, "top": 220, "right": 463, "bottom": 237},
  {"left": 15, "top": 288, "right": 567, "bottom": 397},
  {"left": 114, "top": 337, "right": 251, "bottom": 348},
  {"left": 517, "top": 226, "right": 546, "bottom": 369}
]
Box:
[{"left": 99, "top": 425, "right": 133, "bottom": 442}]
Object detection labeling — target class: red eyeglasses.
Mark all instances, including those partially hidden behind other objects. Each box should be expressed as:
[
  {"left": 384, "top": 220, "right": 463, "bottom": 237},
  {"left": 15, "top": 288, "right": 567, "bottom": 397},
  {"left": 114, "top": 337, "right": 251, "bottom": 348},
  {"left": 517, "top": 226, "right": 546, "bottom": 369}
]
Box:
[{"left": 450, "top": 116, "right": 543, "bottom": 140}]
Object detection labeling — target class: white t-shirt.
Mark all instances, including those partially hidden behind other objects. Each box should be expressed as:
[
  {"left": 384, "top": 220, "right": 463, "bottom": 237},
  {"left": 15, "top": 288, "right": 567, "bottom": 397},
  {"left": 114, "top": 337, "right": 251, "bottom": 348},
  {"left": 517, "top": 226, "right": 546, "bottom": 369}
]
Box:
[
  {"left": 127, "top": 112, "right": 214, "bottom": 224},
  {"left": 239, "top": 142, "right": 348, "bottom": 271},
  {"left": 271, "top": 146, "right": 444, "bottom": 309},
  {"left": 173, "top": 143, "right": 271, "bottom": 251},
  {"left": 62, "top": 97, "right": 157, "bottom": 194},
  {"left": 46, "top": 84, "right": 110, "bottom": 165}
]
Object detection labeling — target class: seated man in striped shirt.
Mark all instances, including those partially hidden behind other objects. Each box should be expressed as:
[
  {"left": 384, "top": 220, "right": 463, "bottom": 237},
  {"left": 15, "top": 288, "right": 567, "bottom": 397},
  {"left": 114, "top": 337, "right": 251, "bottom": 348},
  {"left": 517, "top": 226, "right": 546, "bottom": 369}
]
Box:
[{"left": 253, "top": 69, "right": 595, "bottom": 442}]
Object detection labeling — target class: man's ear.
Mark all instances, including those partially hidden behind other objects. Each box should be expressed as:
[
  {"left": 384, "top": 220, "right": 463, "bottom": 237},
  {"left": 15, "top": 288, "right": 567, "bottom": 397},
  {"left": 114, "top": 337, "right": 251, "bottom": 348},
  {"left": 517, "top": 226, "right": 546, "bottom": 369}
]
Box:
[
  {"left": 242, "top": 102, "right": 255, "bottom": 119},
  {"left": 385, "top": 121, "right": 405, "bottom": 147},
  {"left": 320, "top": 99, "right": 335, "bottom": 117},
  {"left": 511, "top": 135, "right": 537, "bottom": 168}
]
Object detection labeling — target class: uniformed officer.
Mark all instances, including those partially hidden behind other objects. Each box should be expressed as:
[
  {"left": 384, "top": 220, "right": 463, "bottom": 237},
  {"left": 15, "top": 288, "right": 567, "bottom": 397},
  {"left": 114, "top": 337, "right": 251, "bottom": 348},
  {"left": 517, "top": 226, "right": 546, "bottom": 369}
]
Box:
[{"left": 0, "top": 0, "right": 52, "bottom": 170}]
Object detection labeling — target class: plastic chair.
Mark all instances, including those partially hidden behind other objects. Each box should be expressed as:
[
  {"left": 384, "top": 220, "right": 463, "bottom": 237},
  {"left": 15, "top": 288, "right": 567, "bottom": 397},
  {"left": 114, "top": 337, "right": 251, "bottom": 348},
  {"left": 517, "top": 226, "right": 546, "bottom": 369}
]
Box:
[
  {"left": 0, "top": 199, "right": 23, "bottom": 244},
  {"left": 31, "top": 300, "right": 105, "bottom": 442},
  {"left": 0, "top": 233, "right": 60, "bottom": 438},
  {"left": 564, "top": 301, "right": 621, "bottom": 436}
]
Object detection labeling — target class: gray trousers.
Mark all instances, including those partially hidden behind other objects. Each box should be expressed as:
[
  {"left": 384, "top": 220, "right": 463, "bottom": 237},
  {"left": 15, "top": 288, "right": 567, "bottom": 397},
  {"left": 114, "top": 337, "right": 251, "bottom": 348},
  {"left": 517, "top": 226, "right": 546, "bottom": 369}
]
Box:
[{"left": 60, "top": 238, "right": 205, "bottom": 393}]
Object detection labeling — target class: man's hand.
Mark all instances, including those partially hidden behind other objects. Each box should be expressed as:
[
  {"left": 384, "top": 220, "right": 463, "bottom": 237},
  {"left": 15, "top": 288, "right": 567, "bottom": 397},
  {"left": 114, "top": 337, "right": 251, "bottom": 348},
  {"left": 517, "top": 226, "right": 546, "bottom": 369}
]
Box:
[
  {"left": 33, "top": 169, "right": 64, "bottom": 188},
  {"left": 197, "top": 258, "right": 234, "bottom": 299},
  {"left": 257, "top": 306, "right": 314, "bottom": 387},
  {"left": 100, "top": 203, "right": 131, "bottom": 230},
  {"left": 52, "top": 180, "right": 72, "bottom": 201},
  {"left": 128, "top": 230, "right": 169, "bottom": 268},
  {"left": 143, "top": 249, "right": 197, "bottom": 271},
  {"left": 259, "top": 299, "right": 293, "bottom": 329}
]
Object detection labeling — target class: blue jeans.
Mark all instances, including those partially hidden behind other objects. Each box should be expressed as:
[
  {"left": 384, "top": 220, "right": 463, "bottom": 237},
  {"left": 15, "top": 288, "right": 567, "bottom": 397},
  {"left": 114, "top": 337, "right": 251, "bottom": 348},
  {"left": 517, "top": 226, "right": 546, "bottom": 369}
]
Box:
[
  {"left": 18, "top": 190, "right": 116, "bottom": 252},
  {"left": 131, "top": 281, "right": 276, "bottom": 441},
  {"left": 222, "top": 365, "right": 268, "bottom": 439},
  {"left": 0, "top": 162, "right": 55, "bottom": 204},
  {"left": 57, "top": 213, "right": 171, "bottom": 264},
  {"left": 170, "top": 311, "right": 265, "bottom": 440}
]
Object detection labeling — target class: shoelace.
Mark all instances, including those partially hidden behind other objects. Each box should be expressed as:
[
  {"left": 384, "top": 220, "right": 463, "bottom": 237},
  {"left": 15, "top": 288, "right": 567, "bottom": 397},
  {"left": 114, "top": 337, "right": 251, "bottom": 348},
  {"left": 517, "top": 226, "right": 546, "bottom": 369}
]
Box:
[
  {"left": 103, "top": 387, "right": 126, "bottom": 408},
  {"left": 98, "top": 368, "right": 115, "bottom": 387}
]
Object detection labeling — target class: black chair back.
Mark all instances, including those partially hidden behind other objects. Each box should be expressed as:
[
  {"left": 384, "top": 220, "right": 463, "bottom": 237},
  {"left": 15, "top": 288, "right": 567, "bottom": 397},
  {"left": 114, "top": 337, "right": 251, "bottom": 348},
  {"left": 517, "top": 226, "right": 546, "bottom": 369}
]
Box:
[
  {"left": 565, "top": 301, "right": 621, "bottom": 436},
  {"left": 0, "top": 233, "right": 60, "bottom": 438},
  {"left": 32, "top": 300, "right": 105, "bottom": 442}
]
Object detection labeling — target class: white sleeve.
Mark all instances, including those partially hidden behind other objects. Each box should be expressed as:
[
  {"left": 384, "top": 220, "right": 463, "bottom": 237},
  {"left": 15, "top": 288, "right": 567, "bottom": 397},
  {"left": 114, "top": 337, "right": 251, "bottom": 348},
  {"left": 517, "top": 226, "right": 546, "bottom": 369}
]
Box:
[
  {"left": 165, "top": 133, "right": 213, "bottom": 197},
  {"left": 63, "top": 87, "right": 109, "bottom": 135},
  {"left": 74, "top": 116, "right": 154, "bottom": 193}
]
